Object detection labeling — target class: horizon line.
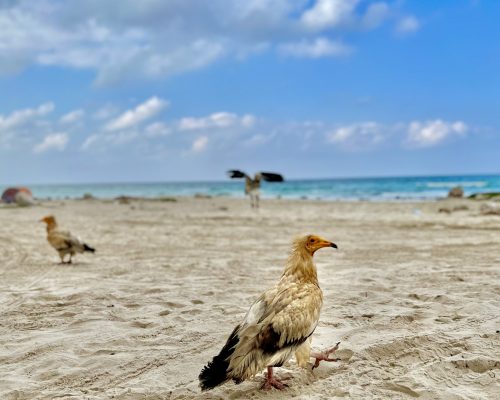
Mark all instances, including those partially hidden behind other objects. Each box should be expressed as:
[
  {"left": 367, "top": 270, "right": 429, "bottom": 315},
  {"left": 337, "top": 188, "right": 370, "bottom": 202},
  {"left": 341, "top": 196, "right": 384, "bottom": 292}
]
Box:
[{"left": 2, "top": 171, "right": 500, "bottom": 187}]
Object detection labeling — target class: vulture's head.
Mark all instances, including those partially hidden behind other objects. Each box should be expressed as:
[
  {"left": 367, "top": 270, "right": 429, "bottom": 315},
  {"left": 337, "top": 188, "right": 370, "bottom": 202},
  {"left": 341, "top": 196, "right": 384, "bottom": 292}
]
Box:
[
  {"left": 40, "top": 215, "right": 56, "bottom": 226},
  {"left": 297, "top": 234, "right": 337, "bottom": 256}
]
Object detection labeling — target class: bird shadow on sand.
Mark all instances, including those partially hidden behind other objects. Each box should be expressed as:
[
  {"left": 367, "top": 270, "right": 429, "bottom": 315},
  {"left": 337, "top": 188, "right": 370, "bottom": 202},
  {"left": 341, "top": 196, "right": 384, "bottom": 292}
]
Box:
[{"left": 53, "top": 260, "right": 92, "bottom": 267}]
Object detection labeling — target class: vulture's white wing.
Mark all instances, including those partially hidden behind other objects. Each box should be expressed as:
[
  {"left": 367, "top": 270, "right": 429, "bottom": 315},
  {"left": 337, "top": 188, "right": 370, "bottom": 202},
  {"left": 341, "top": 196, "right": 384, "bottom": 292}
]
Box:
[{"left": 228, "top": 282, "right": 322, "bottom": 380}]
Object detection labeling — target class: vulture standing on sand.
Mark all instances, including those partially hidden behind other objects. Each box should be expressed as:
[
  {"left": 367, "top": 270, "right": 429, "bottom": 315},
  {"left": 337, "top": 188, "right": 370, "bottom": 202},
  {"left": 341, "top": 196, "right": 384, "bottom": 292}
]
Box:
[
  {"left": 227, "top": 170, "right": 284, "bottom": 208},
  {"left": 199, "top": 234, "right": 340, "bottom": 391},
  {"left": 40, "top": 215, "right": 95, "bottom": 264}
]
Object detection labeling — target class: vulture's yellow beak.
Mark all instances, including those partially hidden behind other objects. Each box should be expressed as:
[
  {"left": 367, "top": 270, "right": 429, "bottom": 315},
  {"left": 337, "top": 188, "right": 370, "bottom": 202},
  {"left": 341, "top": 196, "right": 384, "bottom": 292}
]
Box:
[
  {"left": 40, "top": 216, "right": 54, "bottom": 224},
  {"left": 307, "top": 235, "right": 338, "bottom": 254}
]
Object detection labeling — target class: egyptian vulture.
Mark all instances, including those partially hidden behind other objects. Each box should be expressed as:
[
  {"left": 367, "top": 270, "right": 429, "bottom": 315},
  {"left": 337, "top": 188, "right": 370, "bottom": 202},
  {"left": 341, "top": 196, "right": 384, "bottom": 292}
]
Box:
[
  {"left": 199, "top": 234, "right": 340, "bottom": 390},
  {"left": 40, "top": 215, "right": 95, "bottom": 264},
  {"left": 227, "top": 170, "right": 284, "bottom": 208}
]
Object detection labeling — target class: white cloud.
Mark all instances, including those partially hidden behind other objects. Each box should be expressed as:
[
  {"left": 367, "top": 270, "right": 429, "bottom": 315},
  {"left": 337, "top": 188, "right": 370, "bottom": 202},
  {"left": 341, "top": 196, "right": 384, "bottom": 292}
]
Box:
[
  {"left": 145, "top": 122, "right": 170, "bottom": 137},
  {"left": 244, "top": 133, "right": 274, "bottom": 147},
  {"left": 93, "top": 104, "right": 119, "bottom": 120},
  {"left": 179, "top": 112, "right": 255, "bottom": 131},
  {"left": 33, "top": 133, "right": 68, "bottom": 153},
  {"left": 60, "top": 109, "right": 84, "bottom": 124},
  {"left": 108, "top": 130, "right": 138, "bottom": 145},
  {"left": 396, "top": 16, "right": 420, "bottom": 34},
  {"left": 241, "top": 114, "right": 256, "bottom": 128},
  {"left": 301, "top": 0, "right": 359, "bottom": 30},
  {"left": 192, "top": 136, "right": 208, "bottom": 153},
  {"left": 280, "top": 37, "right": 351, "bottom": 58},
  {"left": 0, "top": 102, "right": 54, "bottom": 130},
  {"left": 327, "top": 122, "right": 384, "bottom": 149},
  {"left": 81, "top": 134, "right": 99, "bottom": 150},
  {"left": 105, "top": 97, "right": 168, "bottom": 131},
  {"left": 406, "top": 120, "right": 467, "bottom": 147},
  {"left": 0, "top": 1, "right": 411, "bottom": 85}
]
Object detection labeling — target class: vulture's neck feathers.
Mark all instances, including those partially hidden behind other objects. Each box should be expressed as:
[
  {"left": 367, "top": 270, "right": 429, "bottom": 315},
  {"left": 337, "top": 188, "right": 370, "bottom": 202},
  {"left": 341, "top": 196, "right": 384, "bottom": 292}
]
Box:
[
  {"left": 46, "top": 221, "right": 58, "bottom": 233},
  {"left": 282, "top": 244, "right": 318, "bottom": 285}
]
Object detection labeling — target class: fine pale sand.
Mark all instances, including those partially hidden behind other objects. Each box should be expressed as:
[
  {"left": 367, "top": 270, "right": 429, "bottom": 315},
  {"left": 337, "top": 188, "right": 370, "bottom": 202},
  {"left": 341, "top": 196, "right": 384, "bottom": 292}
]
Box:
[{"left": 0, "top": 197, "right": 499, "bottom": 399}]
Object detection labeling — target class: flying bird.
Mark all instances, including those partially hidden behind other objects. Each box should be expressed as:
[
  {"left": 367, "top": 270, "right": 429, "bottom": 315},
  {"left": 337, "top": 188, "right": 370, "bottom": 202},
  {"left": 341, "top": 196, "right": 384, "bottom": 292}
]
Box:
[
  {"left": 227, "top": 170, "right": 284, "bottom": 208},
  {"left": 199, "top": 234, "right": 339, "bottom": 391},
  {"left": 40, "top": 215, "right": 95, "bottom": 264}
]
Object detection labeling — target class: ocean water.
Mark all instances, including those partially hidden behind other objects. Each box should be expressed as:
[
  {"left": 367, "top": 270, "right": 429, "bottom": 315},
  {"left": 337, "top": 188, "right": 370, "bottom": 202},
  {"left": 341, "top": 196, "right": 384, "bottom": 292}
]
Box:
[{"left": 3, "top": 174, "right": 500, "bottom": 201}]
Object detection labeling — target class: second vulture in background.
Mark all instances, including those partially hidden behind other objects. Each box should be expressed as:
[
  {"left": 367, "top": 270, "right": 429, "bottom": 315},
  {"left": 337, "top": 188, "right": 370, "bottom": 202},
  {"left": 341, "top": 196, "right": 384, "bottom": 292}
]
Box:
[
  {"left": 40, "top": 215, "right": 95, "bottom": 264},
  {"left": 227, "top": 170, "right": 284, "bottom": 208}
]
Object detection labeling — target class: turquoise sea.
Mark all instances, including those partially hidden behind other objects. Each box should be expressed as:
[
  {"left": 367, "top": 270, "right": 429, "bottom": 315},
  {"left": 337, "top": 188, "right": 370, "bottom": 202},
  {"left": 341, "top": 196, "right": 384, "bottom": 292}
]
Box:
[{"left": 3, "top": 174, "right": 500, "bottom": 201}]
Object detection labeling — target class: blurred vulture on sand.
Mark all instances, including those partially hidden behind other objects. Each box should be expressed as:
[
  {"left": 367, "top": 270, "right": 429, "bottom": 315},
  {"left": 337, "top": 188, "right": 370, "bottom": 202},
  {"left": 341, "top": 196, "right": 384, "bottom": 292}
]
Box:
[
  {"left": 40, "top": 215, "right": 95, "bottom": 264},
  {"left": 227, "top": 170, "right": 284, "bottom": 208}
]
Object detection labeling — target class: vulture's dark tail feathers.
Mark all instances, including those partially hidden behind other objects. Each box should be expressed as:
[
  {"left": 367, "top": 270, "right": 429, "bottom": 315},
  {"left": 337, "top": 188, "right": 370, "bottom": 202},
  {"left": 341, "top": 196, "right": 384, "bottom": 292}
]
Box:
[
  {"left": 199, "top": 325, "right": 240, "bottom": 391},
  {"left": 83, "top": 244, "right": 96, "bottom": 253}
]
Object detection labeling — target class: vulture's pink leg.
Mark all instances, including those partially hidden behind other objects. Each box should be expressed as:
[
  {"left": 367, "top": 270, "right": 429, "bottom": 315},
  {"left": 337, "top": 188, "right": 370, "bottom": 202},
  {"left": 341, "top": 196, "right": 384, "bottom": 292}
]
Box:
[
  {"left": 261, "top": 367, "right": 288, "bottom": 390},
  {"left": 311, "top": 342, "right": 341, "bottom": 369}
]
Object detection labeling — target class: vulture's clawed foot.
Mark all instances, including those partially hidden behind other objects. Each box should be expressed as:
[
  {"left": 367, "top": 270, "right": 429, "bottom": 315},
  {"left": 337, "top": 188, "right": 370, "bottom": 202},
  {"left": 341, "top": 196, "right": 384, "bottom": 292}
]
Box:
[
  {"left": 311, "top": 341, "right": 341, "bottom": 370},
  {"left": 261, "top": 376, "right": 288, "bottom": 390},
  {"left": 261, "top": 367, "right": 289, "bottom": 390}
]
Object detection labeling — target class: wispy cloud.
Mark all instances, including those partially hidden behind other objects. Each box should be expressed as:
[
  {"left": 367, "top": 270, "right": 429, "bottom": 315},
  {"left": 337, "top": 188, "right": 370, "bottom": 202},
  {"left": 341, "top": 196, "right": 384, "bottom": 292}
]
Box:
[
  {"left": 0, "top": 103, "right": 54, "bottom": 130},
  {"left": 93, "top": 104, "right": 119, "bottom": 120},
  {"left": 406, "top": 120, "right": 467, "bottom": 147},
  {"left": 5, "top": 98, "right": 469, "bottom": 159},
  {"left": 327, "top": 121, "right": 385, "bottom": 150},
  {"left": 81, "top": 134, "right": 99, "bottom": 151},
  {"left": 33, "top": 133, "right": 68, "bottom": 153},
  {"left": 60, "top": 109, "right": 85, "bottom": 124},
  {"left": 395, "top": 16, "right": 420, "bottom": 35},
  {"left": 0, "top": 1, "right": 415, "bottom": 85},
  {"left": 105, "top": 97, "right": 168, "bottom": 131},
  {"left": 280, "top": 37, "right": 352, "bottom": 58},
  {"left": 179, "top": 112, "right": 255, "bottom": 131},
  {"left": 145, "top": 122, "right": 170, "bottom": 137},
  {"left": 301, "top": 0, "right": 359, "bottom": 31},
  {"left": 327, "top": 119, "right": 469, "bottom": 150},
  {"left": 191, "top": 136, "right": 208, "bottom": 153}
]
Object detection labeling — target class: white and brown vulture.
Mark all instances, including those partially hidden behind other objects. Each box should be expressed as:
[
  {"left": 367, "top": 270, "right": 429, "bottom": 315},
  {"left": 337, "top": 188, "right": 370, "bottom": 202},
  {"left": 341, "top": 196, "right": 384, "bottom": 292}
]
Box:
[
  {"left": 40, "top": 215, "right": 95, "bottom": 264},
  {"left": 227, "top": 170, "right": 284, "bottom": 208},
  {"left": 199, "top": 234, "right": 340, "bottom": 391}
]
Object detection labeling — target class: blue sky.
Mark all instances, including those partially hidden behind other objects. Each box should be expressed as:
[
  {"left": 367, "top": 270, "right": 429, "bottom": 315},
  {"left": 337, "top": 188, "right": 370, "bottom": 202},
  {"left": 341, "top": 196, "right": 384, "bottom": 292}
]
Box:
[{"left": 0, "top": 0, "right": 499, "bottom": 184}]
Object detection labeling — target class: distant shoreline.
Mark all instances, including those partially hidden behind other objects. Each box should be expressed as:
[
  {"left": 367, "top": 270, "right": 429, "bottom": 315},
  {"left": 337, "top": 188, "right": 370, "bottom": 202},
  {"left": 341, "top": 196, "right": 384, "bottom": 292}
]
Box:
[
  {"left": 2, "top": 174, "right": 500, "bottom": 202},
  {"left": 19, "top": 194, "right": 478, "bottom": 204}
]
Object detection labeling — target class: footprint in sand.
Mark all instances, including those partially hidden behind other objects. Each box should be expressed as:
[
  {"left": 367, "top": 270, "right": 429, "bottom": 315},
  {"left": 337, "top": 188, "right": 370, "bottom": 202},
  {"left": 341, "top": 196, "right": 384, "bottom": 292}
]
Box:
[
  {"left": 129, "top": 321, "right": 154, "bottom": 329},
  {"left": 163, "top": 301, "right": 186, "bottom": 309},
  {"left": 181, "top": 308, "right": 202, "bottom": 315},
  {"left": 124, "top": 303, "right": 141, "bottom": 309},
  {"left": 158, "top": 301, "right": 188, "bottom": 316}
]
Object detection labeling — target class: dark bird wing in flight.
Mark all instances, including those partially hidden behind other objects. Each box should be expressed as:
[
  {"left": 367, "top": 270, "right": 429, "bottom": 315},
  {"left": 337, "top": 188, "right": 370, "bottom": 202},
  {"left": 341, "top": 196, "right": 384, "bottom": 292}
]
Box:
[
  {"left": 227, "top": 170, "right": 284, "bottom": 182},
  {"left": 227, "top": 170, "right": 247, "bottom": 179},
  {"left": 260, "top": 172, "right": 284, "bottom": 182}
]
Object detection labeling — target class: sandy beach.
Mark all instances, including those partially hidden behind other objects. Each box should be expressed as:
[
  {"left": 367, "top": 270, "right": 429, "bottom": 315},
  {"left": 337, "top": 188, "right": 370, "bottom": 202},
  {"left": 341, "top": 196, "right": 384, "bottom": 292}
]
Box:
[{"left": 0, "top": 197, "right": 499, "bottom": 399}]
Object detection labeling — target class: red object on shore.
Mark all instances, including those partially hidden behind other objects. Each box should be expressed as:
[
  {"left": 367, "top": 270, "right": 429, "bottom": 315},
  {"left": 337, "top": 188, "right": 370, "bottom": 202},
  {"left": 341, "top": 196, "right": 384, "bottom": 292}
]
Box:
[{"left": 1, "top": 187, "right": 33, "bottom": 203}]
